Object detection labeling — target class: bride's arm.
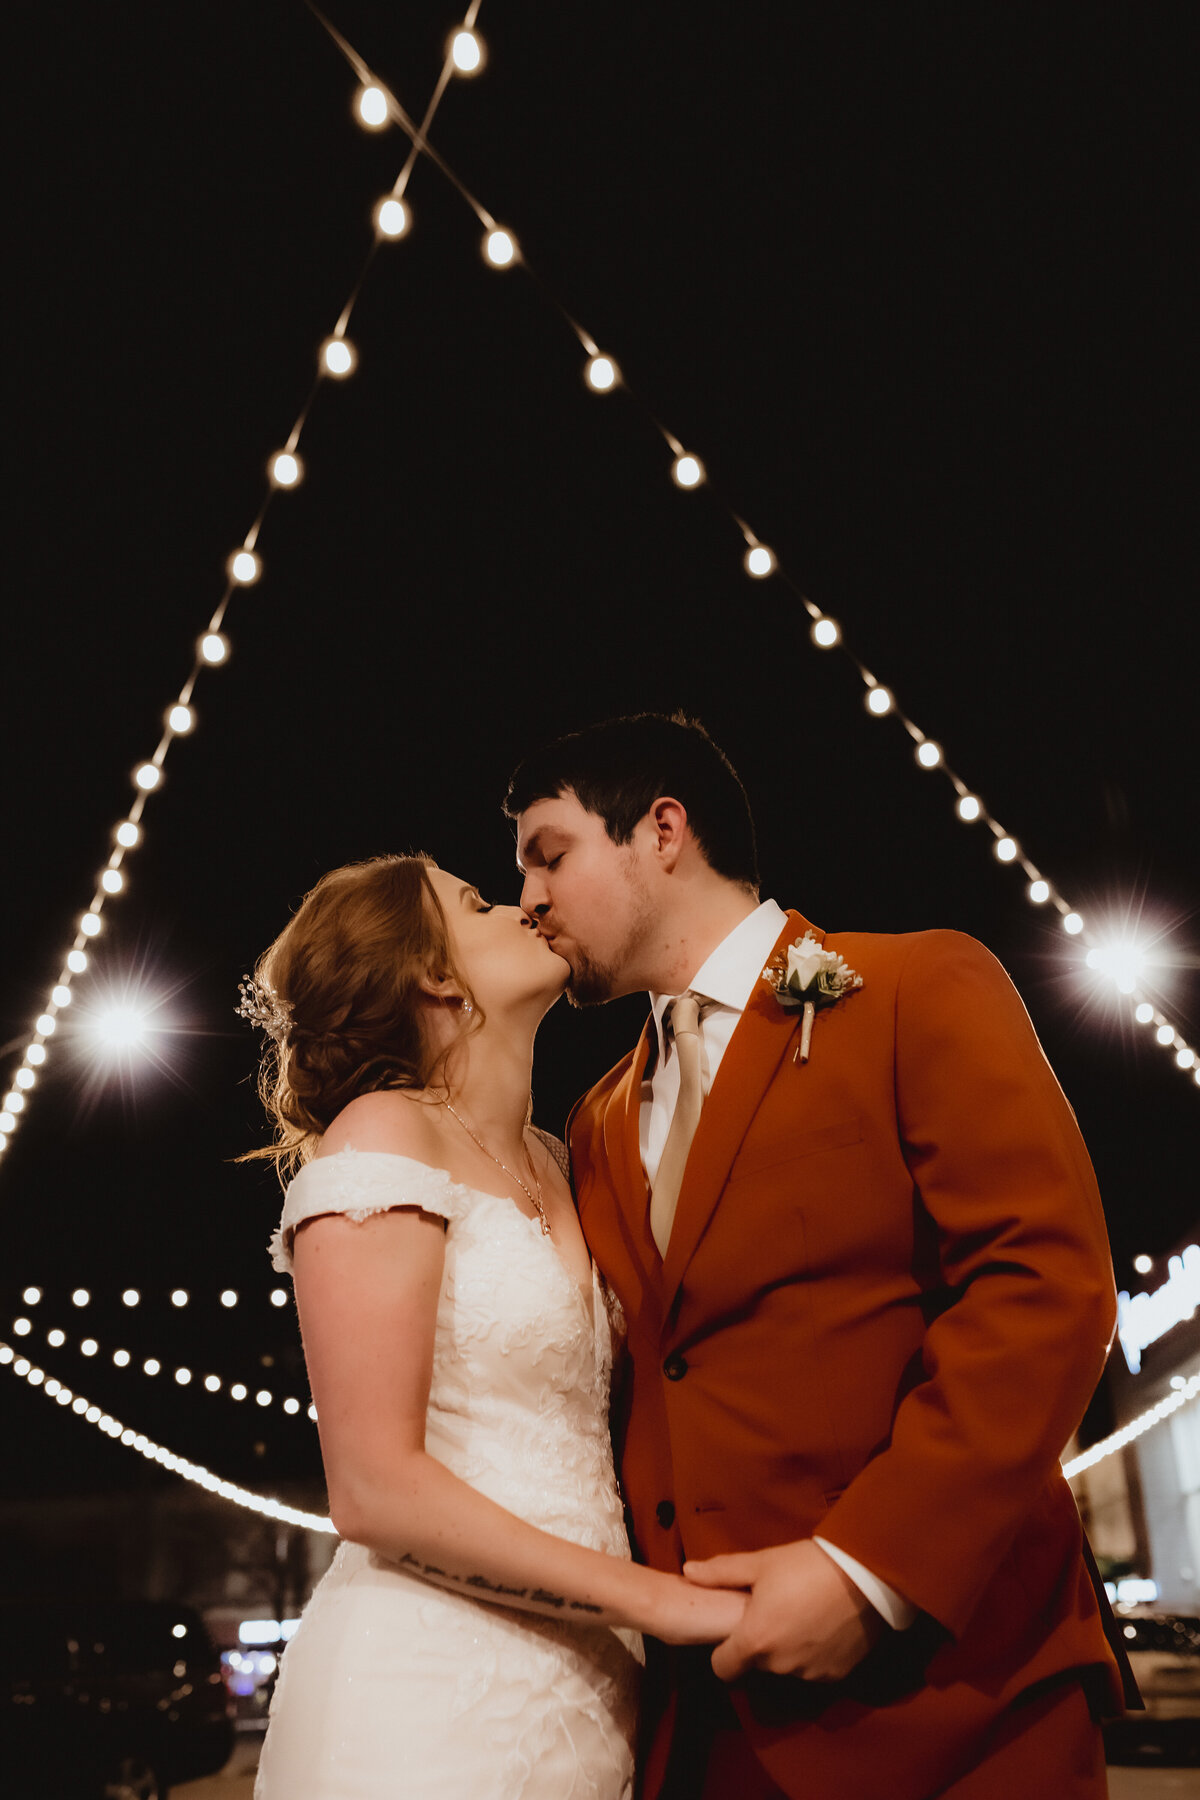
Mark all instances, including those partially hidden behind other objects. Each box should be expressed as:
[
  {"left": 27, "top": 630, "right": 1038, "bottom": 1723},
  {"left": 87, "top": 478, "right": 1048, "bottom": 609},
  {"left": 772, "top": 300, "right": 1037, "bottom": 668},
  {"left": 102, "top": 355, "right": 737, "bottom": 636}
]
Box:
[{"left": 293, "top": 1205, "right": 743, "bottom": 1645}]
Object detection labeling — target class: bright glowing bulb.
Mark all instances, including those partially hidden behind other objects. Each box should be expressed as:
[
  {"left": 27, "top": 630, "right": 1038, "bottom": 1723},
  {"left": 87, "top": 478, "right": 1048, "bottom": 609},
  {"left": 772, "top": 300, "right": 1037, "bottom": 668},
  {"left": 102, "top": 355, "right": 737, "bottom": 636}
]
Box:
[
  {"left": 308, "top": 1403, "right": 318, "bottom": 1421},
  {"left": 0, "top": 1113, "right": 15, "bottom": 1134},
  {"left": 229, "top": 550, "right": 261, "bottom": 585},
  {"left": 1155, "top": 1024, "right": 1175, "bottom": 1046},
  {"left": 205, "top": 1374, "right": 221, "bottom": 1392},
  {"left": 13, "top": 1319, "right": 31, "bottom": 1336},
  {"left": 144, "top": 1358, "right": 160, "bottom": 1376},
  {"left": 1028, "top": 880, "right": 1050, "bottom": 904},
  {"left": 14, "top": 1359, "right": 30, "bottom": 1378},
  {"left": 450, "top": 28, "right": 483, "bottom": 72},
  {"left": 67, "top": 950, "right": 88, "bottom": 974},
  {"left": 866, "top": 687, "right": 893, "bottom": 715},
  {"left": 101, "top": 868, "right": 124, "bottom": 894},
  {"left": 811, "top": 617, "right": 840, "bottom": 648},
  {"left": 271, "top": 452, "right": 302, "bottom": 488},
  {"left": 916, "top": 741, "right": 942, "bottom": 769},
  {"left": 81, "top": 1339, "right": 98, "bottom": 1357},
  {"left": 1063, "top": 913, "right": 1084, "bottom": 936},
  {"left": 270, "top": 1288, "right": 289, "bottom": 1308},
  {"left": 484, "top": 229, "right": 516, "bottom": 268},
  {"left": 51, "top": 985, "right": 72, "bottom": 1008},
  {"left": 175, "top": 1368, "right": 192, "bottom": 1386},
  {"left": 48, "top": 1329, "right": 65, "bottom": 1347},
  {"left": 321, "top": 336, "right": 356, "bottom": 377},
  {"left": 220, "top": 1290, "right": 238, "bottom": 1308},
  {"left": 671, "top": 453, "right": 704, "bottom": 489},
  {"left": 356, "top": 85, "right": 388, "bottom": 128},
  {"left": 743, "top": 545, "right": 775, "bottom": 577},
  {"left": 26, "top": 1044, "right": 47, "bottom": 1066},
  {"left": 35, "top": 1014, "right": 55, "bottom": 1037},
  {"left": 956, "top": 796, "right": 981, "bottom": 822},
  {"left": 1176, "top": 1048, "right": 1194, "bottom": 1069},
  {"left": 96, "top": 1006, "right": 146, "bottom": 1048},
  {"left": 133, "top": 763, "right": 161, "bottom": 792},
  {"left": 122, "top": 1289, "right": 140, "bottom": 1307},
  {"left": 113, "top": 1349, "right": 129, "bottom": 1367},
  {"left": 231, "top": 1383, "right": 247, "bottom": 1401},
  {"left": 283, "top": 1398, "right": 301, "bottom": 1415},
  {"left": 1134, "top": 1003, "right": 1154, "bottom": 1024},
  {"left": 5, "top": 1094, "right": 23, "bottom": 1114},
  {"left": 72, "top": 1289, "right": 90, "bottom": 1308},
  {"left": 171, "top": 1289, "right": 188, "bottom": 1308},
  {"left": 15, "top": 1069, "right": 34, "bottom": 1090},
  {"left": 199, "top": 631, "right": 229, "bottom": 665},
  {"left": 994, "top": 838, "right": 1018, "bottom": 862},
  {"left": 374, "top": 198, "right": 410, "bottom": 240},
  {"left": 584, "top": 354, "right": 618, "bottom": 393},
  {"left": 256, "top": 1389, "right": 272, "bottom": 1407},
  {"left": 22, "top": 1286, "right": 41, "bottom": 1305},
  {"left": 168, "top": 704, "right": 195, "bottom": 733}
]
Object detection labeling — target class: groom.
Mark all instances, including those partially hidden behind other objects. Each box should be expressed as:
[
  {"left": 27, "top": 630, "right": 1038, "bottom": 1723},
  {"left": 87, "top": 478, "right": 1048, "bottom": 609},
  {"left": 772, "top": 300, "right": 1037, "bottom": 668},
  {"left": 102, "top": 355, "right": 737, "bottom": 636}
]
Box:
[{"left": 506, "top": 713, "right": 1130, "bottom": 1800}]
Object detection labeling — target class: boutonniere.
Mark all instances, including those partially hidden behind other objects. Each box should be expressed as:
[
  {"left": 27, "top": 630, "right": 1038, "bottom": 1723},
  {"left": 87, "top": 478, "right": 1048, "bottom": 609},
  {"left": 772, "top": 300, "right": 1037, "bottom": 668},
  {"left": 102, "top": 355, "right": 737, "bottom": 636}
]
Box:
[{"left": 762, "top": 932, "right": 863, "bottom": 1064}]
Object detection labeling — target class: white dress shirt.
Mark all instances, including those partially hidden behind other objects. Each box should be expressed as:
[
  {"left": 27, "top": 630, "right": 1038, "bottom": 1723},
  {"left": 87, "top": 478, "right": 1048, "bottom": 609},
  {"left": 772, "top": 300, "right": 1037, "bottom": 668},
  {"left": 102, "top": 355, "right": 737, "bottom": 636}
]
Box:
[{"left": 639, "top": 898, "right": 916, "bottom": 1632}]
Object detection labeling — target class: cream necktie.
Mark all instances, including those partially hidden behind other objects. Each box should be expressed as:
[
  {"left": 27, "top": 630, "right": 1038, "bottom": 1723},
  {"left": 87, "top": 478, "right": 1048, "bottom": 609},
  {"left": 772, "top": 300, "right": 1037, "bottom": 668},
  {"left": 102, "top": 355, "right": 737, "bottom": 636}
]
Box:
[{"left": 649, "top": 993, "right": 707, "bottom": 1258}]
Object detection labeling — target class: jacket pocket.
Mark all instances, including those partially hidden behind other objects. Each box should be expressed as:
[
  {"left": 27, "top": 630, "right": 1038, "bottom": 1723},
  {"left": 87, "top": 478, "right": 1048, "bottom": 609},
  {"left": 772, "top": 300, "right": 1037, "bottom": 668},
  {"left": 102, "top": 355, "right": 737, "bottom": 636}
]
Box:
[{"left": 732, "top": 1114, "right": 863, "bottom": 1180}]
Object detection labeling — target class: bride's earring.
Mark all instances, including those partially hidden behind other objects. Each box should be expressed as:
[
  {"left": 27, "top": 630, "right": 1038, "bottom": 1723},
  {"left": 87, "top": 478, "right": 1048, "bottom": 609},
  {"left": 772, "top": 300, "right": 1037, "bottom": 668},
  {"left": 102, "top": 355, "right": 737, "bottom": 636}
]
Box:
[{"left": 460, "top": 1000, "right": 474, "bottom": 1017}]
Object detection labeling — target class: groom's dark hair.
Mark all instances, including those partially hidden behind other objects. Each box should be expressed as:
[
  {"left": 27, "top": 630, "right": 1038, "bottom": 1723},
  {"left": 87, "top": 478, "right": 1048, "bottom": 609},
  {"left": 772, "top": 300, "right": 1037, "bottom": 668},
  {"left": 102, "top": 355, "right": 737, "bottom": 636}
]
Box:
[{"left": 504, "top": 712, "right": 759, "bottom": 891}]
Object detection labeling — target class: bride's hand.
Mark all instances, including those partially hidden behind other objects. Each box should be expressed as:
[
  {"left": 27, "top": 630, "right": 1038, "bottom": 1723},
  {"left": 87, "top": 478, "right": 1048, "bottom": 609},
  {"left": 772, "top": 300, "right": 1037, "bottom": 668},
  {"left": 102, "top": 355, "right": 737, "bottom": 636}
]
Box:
[{"left": 649, "top": 1570, "right": 748, "bottom": 1645}]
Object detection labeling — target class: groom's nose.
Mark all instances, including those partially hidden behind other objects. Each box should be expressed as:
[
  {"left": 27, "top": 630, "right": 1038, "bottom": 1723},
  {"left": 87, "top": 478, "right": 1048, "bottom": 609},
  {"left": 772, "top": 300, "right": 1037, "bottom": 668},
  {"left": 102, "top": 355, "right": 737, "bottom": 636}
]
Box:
[{"left": 519, "top": 871, "right": 548, "bottom": 918}]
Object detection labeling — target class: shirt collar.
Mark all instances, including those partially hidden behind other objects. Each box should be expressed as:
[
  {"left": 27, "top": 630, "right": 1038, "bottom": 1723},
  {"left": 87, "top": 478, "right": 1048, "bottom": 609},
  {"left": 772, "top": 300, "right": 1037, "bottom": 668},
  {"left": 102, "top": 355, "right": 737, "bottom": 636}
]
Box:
[{"left": 648, "top": 898, "right": 788, "bottom": 1056}]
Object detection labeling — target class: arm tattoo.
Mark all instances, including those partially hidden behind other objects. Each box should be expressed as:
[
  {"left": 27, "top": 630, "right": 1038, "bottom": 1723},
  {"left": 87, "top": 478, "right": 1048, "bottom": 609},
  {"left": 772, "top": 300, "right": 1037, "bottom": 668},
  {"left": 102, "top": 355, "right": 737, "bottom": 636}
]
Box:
[{"left": 398, "top": 1553, "right": 602, "bottom": 1615}]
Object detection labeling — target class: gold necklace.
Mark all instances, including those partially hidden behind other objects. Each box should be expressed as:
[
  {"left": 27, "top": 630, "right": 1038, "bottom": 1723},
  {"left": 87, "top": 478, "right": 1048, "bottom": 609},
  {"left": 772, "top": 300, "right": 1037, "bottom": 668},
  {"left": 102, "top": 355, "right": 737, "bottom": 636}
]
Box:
[{"left": 442, "top": 1101, "right": 550, "bottom": 1236}]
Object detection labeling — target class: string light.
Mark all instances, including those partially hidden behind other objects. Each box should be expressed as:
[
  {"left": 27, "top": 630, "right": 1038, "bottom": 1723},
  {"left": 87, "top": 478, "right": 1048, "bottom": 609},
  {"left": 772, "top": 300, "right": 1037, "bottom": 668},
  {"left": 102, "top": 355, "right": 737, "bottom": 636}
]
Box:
[
  {"left": 1063, "top": 1374, "right": 1200, "bottom": 1480},
  {"left": 810, "top": 617, "right": 840, "bottom": 648},
  {"left": 1, "top": 1344, "right": 334, "bottom": 1532},
  {"left": 450, "top": 28, "right": 484, "bottom": 74},
  {"left": 1063, "top": 913, "right": 1084, "bottom": 936},
  {"left": 483, "top": 228, "right": 517, "bottom": 268},
  {"left": 0, "top": 21, "right": 479, "bottom": 1164},
  {"left": 670, "top": 453, "right": 704, "bottom": 489},
  {"left": 865, "top": 686, "right": 893, "bottom": 716},
  {"left": 1028, "top": 879, "right": 1050, "bottom": 904},
  {"left": 584, "top": 354, "right": 619, "bottom": 393},
  {"left": 994, "top": 837, "right": 1019, "bottom": 863},
  {"left": 743, "top": 545, "right": 775, "bottom": 578}
]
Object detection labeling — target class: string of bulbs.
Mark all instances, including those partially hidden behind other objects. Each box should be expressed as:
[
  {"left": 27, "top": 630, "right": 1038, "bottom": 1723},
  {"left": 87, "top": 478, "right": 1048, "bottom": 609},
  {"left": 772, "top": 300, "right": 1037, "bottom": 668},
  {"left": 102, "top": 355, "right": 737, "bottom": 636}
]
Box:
[
  {"left": 1, "top": 1327, "right": 1184, "bottom": 1533},
  {"left": 5, "top": 1312, "right": 315, "bottom": 1421},
  {"left": 2, "top": 1, "right": 1194, "bottom": 1177}
]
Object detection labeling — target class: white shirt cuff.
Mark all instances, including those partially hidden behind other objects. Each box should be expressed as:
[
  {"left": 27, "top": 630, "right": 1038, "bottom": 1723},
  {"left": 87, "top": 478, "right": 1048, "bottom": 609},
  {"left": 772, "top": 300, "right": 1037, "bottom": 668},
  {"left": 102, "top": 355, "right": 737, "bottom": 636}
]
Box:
[{"left": 812, "top": 1536, "right": 917, "bottom": 1631}]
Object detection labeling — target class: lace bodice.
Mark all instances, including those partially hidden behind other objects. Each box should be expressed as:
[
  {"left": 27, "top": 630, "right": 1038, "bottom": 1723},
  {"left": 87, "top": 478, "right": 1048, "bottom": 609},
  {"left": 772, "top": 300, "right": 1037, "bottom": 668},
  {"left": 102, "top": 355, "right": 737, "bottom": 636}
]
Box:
[{"left": 258, "top": 1144, "right": 640, "bottom": 1800}]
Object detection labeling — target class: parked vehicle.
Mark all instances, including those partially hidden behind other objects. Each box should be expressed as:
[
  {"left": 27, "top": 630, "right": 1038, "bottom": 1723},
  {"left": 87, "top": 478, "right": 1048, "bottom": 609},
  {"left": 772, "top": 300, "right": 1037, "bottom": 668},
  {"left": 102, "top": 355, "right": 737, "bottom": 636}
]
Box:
[
  {"left": 1105, "top": 1610, "right": 1200, "bottom": 1766},
  {"left": 0, "top": 1597, "right": 234, "bottom": 1797}
]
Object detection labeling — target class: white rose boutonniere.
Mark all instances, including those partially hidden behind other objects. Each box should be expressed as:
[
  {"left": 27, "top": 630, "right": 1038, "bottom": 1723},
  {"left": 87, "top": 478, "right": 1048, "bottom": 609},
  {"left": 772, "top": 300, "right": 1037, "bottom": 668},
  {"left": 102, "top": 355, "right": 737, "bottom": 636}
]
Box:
[{"left": 762, "top": 932, "right": 863, "bottom": 1064}]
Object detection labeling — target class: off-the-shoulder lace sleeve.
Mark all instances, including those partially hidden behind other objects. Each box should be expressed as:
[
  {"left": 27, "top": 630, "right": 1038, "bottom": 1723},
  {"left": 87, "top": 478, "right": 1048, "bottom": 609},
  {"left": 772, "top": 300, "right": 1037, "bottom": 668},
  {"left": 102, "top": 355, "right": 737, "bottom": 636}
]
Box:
[{"left": 269, "top": 1146, "right": 461, "bottom": 1275}]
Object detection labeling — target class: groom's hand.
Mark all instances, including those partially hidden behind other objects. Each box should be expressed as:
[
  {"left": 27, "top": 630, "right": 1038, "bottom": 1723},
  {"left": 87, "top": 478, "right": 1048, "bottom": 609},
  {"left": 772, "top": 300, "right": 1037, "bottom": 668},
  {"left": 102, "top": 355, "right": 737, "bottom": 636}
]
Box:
[{"left": 683, "top": 1539, "right": 883, "bottom": 1683}]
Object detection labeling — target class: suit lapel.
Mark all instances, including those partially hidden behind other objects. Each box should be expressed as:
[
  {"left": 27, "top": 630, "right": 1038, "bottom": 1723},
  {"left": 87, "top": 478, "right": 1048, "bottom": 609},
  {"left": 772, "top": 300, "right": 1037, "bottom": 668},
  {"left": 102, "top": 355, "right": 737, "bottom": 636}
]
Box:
[{"left": 660, "top": 911, "right": 819, "bottom": 1307}]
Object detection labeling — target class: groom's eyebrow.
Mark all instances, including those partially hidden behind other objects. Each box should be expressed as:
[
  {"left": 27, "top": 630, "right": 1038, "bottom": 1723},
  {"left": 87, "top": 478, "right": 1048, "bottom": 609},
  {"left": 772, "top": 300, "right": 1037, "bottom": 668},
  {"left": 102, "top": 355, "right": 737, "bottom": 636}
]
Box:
[{"left": 516, "top": 830, "right": 545, "bottom": 871}]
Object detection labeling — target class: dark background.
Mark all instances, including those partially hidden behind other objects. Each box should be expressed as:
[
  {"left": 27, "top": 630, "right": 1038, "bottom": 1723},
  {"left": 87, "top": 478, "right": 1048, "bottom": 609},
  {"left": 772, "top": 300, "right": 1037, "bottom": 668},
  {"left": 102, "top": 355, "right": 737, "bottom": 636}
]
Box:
[{"left": 3, "top": 1, "right": 1195, "bottom": 1502}]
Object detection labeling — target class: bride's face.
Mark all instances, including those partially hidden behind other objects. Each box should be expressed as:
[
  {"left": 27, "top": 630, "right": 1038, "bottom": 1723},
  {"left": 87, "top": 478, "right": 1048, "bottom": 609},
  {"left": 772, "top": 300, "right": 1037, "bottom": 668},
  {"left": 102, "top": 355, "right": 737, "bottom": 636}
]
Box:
[{"left": 425, "top": 866, "right": 569, "bottom": 1016}]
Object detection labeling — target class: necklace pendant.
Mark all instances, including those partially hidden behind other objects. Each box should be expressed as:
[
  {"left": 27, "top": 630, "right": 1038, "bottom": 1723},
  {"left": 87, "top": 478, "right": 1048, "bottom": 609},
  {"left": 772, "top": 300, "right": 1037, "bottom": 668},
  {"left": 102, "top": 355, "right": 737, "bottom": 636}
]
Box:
[{"left": 539, "top": 1215, "right": 552, "bottom": 1237}]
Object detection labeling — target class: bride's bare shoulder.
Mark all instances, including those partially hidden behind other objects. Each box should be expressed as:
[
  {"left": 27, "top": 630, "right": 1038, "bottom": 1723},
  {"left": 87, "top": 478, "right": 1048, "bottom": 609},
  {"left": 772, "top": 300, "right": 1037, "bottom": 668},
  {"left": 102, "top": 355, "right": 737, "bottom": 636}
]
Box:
[{"left": 317, "top": 1088, "right": 445, "bottom": 1161}]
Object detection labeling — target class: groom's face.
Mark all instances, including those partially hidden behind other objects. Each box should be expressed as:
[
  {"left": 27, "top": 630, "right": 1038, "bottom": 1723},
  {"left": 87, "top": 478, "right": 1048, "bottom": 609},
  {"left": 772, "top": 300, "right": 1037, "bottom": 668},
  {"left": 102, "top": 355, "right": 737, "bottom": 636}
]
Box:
[{"left": 515, "top": 792, "right": 657, "bottom": 1004}]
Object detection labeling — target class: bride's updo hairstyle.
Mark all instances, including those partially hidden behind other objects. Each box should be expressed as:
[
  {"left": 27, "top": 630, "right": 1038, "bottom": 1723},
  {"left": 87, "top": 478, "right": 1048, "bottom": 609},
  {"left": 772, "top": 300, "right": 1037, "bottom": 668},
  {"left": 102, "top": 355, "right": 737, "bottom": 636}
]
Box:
[{"left": 242, "top": 854, "right": 478, "bottom": 1178}]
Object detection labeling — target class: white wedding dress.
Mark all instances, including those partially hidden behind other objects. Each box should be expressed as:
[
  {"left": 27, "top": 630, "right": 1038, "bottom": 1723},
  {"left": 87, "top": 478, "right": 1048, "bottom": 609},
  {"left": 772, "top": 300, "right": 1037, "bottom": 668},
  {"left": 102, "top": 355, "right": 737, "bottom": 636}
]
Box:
[{"left": 255, "top": 1143, "right": 642, "bottom": 1800}]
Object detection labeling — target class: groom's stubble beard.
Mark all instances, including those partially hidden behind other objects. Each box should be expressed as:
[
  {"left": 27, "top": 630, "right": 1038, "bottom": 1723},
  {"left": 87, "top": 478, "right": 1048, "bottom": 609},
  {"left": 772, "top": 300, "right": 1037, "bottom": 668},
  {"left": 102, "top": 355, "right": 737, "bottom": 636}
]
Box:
[{"left": 562, "top": 860, "right": 656, "bottom": 1008}]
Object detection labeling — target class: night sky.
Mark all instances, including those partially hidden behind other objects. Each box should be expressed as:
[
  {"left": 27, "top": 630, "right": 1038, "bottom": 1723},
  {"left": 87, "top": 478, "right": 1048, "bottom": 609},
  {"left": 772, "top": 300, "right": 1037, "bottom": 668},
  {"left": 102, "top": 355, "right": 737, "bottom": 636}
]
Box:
[{"left": 4, "top": 1, "right": 1196, "bottom": 1501}]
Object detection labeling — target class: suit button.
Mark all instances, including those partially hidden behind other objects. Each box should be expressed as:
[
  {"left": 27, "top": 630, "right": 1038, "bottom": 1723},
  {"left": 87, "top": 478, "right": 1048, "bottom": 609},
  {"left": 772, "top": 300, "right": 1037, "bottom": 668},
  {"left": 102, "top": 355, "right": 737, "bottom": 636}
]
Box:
[
  {"left": 656, "top": 1501, "right": 676, "bottom": 1529},
  {"left": 663, "top": 1354, "right": 688, "bottom": 1381}
]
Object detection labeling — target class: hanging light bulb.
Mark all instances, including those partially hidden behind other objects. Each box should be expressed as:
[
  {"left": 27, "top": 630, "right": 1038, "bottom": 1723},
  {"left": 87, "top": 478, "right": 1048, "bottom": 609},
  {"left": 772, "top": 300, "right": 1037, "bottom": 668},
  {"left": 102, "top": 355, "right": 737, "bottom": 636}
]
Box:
[
  {"left": 1134, "top": 1003, "right": 1154, "bottom": 1024},
  {"left": 373, "top": 197, "right": 410, "bottom": 240},
  {"left": 671, "top": 453, "right": 704, "bottom": 489},
  {"left": 228, "top": 550, "right": 261, "bottom": 586},
  {"left": 51, "top": 985, "right": 71, "bottom": 1007},
  {"left": 25, "top": 1045, "right": 47, "bottom": 1066},
  {"left": 100, "top": 868, "right": 124, "bottom": 895},
  {"left": 1028, "top": 879, "right": 1050, "bottom": 904},
  {"left": 115, "top": 822, "right": 141, "bottom": 848},
  {"left": 67, "top": 950, "right": 88, "bottom": 974},
  {"left": 483, "top": 228, "right": 517, "bottom": 268},
  {"left": 994, "top": 837, "right": 1018, "bottom": 862},
  {"left": 133, "top": 763, "right": 161, "bottom": 792},
  {"left": 356, "top": 85, "right": 389, "bottom": 129},
  {"left": 743, "top": 545, "right": 775, "bottom": 577},
  {"left": 320, "top": 336, "right": 356, "bottom": 377},
  {"left": 956, "top": 795, "right": 981, "bottom": 822},
  {"left": 199, "top": 631, "right": 230, "bottom": 665},
  {"left": 450, "top": 28, "right": 484, "bottom": 73},
  {"left": 168, "top": 703, "right": 195, "bottom": 734},
  {"left": 1063, "top": 913, "right": 1084, "bottom": 936},
  {"left": 811, "top": 617, "right": 840, "bottom": 648},
  {"left": 1179, "top": 1048, "right": 1196, "bottom": 1069},
  {"left": 1156, "top": 1024, "right": 1175, "bottom": 1046},
  {"left": 81, "top": 911, "right": 103, "bottom": 935},
  {"left": 15, "top": 1069, "right": 35, "bottom": 1090},
  {"left": 584, "top": 354, "right": 618, "bottom": 393},
  {"left": 916, "top": 741, "right": 942, "bottom": 768},
  {"left": 865, "top": 686, "right": 893, "bottom": 715},
  {"left": 269, "top": 452, "right": 304, "bottom": 488}
]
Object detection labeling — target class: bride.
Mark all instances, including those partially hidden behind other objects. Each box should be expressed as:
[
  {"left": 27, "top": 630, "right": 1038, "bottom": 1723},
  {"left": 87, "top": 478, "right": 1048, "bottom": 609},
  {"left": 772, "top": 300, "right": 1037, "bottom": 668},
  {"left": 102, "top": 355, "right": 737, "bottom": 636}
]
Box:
[{"left": 241, "top": 854, "right": 743, "bottom": 1799}]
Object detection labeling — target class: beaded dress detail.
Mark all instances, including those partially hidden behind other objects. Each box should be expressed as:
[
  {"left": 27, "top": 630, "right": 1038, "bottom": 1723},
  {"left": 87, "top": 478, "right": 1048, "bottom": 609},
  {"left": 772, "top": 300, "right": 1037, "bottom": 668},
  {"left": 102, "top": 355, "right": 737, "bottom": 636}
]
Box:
[{"left": 256, "top": 1144, "right": 641, "bottom": 1800}]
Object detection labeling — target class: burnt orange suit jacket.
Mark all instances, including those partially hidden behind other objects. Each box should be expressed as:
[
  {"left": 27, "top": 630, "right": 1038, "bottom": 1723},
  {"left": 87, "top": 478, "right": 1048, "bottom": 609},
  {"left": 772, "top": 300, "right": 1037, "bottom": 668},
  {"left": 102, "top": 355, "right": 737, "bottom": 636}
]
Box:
[{"left": 569, "top": 913, "right": 1125, "bottom": 1800}]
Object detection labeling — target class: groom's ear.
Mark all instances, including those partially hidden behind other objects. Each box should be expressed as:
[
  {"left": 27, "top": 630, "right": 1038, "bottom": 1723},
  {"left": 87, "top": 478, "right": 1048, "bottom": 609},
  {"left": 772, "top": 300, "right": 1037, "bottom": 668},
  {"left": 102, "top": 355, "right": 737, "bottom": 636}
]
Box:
[{"left": 646, "top": 796, "right": 689, "bottom": 870}]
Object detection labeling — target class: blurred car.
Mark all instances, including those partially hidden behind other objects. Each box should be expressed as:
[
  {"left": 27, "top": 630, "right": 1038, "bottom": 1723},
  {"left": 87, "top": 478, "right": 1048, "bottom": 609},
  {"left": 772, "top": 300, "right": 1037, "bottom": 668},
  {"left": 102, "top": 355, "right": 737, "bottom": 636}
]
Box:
[
  {"left": 1104, "top": 1610, "right": 1200, "bottom": 1766},
  {"left": 0, "top": 1597, "right": 235, "bottom": 1797}
]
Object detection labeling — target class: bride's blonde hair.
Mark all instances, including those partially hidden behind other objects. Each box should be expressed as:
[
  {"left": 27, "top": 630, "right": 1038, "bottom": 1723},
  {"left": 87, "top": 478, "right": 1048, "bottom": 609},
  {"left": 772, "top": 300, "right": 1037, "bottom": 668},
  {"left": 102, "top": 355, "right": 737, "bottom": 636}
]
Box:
[{"left": 240, "top": 854, "right": 479, "bottom": 1179}]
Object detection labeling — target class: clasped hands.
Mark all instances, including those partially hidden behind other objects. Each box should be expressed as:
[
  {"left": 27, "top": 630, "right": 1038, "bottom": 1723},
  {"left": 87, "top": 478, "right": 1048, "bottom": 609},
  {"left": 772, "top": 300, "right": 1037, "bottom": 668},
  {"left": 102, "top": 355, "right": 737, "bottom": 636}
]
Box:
[{"left": 684, "top": 1538, "right": 883, "bottom": 1683}]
